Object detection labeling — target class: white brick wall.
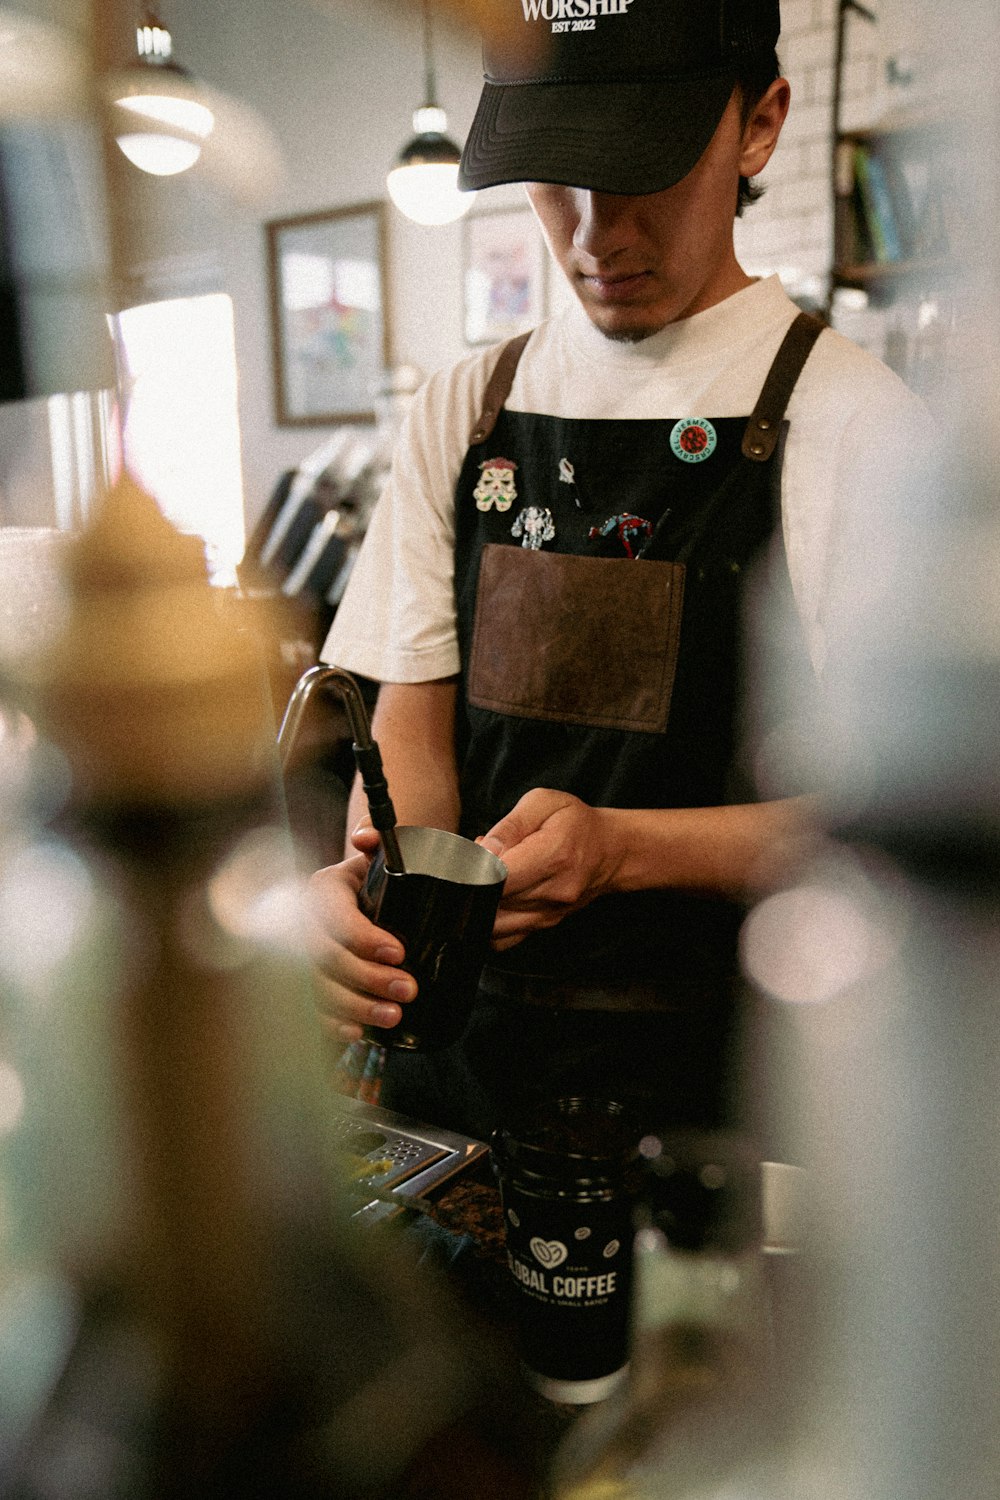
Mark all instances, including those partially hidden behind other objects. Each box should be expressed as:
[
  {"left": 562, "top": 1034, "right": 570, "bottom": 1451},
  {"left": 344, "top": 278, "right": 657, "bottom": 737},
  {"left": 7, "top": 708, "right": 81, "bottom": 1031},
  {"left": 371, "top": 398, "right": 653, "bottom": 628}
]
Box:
[{"left": 735, "top": 0, "right": 937, "bottom": 369}]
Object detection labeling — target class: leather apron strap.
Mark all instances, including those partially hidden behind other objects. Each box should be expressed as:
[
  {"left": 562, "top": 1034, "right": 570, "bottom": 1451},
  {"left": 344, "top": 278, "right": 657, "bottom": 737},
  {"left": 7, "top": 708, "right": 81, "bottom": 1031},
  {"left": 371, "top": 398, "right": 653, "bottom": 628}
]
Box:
[
  {"left": 468, "top": 330, "right": 533, "bottom": 445},
  {"left": 741, "top": 310, "right": 827, "bottom": 461},
  {"left": 467, "top": 311, "right": 826, "bottom": 458}
]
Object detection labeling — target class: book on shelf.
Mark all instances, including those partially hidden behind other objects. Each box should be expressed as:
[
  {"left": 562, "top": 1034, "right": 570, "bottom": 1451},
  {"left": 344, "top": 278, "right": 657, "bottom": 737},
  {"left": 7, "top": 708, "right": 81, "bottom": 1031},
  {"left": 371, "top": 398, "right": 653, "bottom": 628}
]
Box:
[
  {"left": 835, "top": 119, "right": 962, "bottom": 275},
  {"left": 834, "top": 139, "right": 874, "bottom": 268},
  {"left": 853, "top": 143, "right": 905, "bottom": 263}
]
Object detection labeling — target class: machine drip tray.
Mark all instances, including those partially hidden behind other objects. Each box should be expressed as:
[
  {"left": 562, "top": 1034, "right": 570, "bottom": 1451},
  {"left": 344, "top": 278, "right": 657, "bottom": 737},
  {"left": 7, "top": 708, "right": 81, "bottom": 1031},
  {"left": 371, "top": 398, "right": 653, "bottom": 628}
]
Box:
[{"left": 330, "top": 1097, "right": 488, "bottom": 1225}]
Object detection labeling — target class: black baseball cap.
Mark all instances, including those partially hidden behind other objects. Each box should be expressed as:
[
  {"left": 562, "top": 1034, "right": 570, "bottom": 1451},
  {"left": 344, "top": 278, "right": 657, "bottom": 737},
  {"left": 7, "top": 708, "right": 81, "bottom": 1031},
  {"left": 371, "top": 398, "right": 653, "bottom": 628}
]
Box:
[{"left": 458, "top": 0, "right": 782, "bottom": 196}]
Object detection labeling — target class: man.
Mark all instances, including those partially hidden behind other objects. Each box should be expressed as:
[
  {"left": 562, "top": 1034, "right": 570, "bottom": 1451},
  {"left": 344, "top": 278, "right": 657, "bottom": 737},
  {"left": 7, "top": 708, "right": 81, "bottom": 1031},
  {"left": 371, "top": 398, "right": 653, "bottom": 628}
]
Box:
[{"left": 308, "top": 0, "right": 925, "bottom": 1141}]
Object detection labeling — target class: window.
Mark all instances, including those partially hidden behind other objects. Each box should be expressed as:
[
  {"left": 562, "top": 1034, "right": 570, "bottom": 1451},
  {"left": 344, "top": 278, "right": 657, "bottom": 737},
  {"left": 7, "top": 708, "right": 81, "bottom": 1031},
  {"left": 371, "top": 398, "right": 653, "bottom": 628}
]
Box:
[{"left": 113, "top": 293, "right": 245, "bottom": 584}]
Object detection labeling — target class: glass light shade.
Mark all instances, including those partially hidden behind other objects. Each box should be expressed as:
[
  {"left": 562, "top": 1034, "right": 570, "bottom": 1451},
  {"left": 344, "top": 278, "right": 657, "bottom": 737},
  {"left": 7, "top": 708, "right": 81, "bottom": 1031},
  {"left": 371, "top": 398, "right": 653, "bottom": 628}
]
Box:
[
  {"left": 115, "top": 131, "right": 203, "bottom": 176},
  {"left": 386, "top": 160, "right": 471, "bottom": 226},
  {"left": 386, "top": 101, "right": 471, "bottom": 226},
  {"left": 111, "top": 75, "right": 214, "bottom": 178}
]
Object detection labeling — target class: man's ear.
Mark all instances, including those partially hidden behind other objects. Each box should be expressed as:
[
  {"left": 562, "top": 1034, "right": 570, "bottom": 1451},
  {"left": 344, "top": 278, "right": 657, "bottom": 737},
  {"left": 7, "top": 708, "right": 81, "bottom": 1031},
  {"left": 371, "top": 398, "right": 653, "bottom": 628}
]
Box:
[{"left": 739, "top": 78, "right": 791, "bottom": 180}]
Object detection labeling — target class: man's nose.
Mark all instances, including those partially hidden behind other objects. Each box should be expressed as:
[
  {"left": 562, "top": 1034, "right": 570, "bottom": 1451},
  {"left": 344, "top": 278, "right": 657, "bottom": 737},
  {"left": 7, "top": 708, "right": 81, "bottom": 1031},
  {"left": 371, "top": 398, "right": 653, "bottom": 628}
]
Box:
[{"left": 571, "top": 191, "right": 636, "bottom": 259}]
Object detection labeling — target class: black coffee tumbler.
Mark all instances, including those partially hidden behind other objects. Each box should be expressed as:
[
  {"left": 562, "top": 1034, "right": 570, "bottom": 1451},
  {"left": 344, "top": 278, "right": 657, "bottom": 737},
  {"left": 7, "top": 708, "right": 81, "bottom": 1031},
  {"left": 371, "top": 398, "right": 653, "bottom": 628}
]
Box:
[
  {"left": 492, "top": 1098, "right": 642, "bottom": 1404},
  {"left": 360, "top": 825, "right": 507, "bottom": 1051}
]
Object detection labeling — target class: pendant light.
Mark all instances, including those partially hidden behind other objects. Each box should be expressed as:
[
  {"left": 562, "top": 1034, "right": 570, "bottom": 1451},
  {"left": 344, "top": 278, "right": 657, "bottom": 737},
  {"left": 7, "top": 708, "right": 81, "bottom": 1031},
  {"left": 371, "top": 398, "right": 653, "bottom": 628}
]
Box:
[
  {"left": 103, "top": 9, "right": 281, "bottom": 203},
  {"left": 386, "top": 0, "right": 471, "bottom": 227},
  {"left": 111, "top": 9, "right": 215, "bottom": 177}
]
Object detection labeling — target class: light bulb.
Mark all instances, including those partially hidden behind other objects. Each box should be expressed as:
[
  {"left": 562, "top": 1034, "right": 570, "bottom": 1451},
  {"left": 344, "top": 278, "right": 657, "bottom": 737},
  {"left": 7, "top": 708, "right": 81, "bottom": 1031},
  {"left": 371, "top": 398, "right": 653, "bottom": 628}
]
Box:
[{"left": 386, "top": 161, "right": 471, "bottom": 226}]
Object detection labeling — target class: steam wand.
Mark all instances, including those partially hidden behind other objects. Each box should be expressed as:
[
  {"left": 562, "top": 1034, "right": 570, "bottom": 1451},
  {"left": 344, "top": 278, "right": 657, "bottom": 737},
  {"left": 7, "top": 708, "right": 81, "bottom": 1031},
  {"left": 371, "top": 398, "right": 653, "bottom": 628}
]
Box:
[{"left": 277, "top": 665, "right": 406, "bottom": 875}]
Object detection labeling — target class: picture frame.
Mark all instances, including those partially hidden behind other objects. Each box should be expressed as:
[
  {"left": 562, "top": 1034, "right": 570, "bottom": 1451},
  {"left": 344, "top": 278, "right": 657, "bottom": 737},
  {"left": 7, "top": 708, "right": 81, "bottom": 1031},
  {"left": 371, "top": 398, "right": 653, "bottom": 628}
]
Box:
[
  {"left": 266, "top": 201, "right": 389, "bottom": 426},
  {"left": 462, "top": 206, "right": 548, "bottom": 346}
]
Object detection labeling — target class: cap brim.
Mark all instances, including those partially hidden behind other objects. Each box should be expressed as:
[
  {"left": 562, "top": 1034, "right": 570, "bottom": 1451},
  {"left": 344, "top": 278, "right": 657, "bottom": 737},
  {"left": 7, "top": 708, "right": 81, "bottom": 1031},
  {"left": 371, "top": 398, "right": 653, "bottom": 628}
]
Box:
[{"left": 458, "top": 72, "right": 737, "bottom": 196}]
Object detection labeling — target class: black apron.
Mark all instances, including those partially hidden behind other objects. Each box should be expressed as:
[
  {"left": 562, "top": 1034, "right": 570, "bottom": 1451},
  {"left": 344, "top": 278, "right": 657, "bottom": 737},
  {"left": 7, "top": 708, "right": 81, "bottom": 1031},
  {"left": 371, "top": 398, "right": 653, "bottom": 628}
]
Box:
[{"left": 380, "top": 312, "right": 825, "bottom": 1139}]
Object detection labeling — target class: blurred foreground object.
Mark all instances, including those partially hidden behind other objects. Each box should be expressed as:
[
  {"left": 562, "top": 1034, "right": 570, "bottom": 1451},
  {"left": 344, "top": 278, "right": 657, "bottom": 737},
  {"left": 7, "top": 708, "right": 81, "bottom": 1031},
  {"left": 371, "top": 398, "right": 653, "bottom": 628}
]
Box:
[
  {"left": 741, "top": 4, "right": 1000, "bottom": 1495},
  {"left": 0, "top": 5, "right": 115, "bottom": 402},
  {"left": 0, "top": 479, "right": 529, "bottom": 1496},
  {"left": 0, "top": 8, "right": 88, "bottom": 120},
  {"left": 15, "top": 471, "right": 273, "bottom": 804}
]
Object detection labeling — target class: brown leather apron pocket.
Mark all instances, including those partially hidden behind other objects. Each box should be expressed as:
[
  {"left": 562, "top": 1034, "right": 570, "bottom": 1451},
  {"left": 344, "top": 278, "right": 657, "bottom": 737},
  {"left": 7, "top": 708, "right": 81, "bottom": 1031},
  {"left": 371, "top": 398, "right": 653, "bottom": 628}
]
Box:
[{"left": 467, "top": 543, "right": 685, "bottom": 733}]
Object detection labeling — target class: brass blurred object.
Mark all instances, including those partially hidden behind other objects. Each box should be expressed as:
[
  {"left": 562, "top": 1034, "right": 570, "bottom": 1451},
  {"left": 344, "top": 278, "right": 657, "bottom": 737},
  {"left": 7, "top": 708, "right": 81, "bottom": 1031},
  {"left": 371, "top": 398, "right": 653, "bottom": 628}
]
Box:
[
  {"left": 0, "top": 7, "right": 89, "bottom": 120},
  {"left": 325, "top": 0, "right": 549, "bottom": 71},
  {"left": 446, "top": 0, "right": 551, "bottom": 65},
  {"left": 0, "top": 476, "right": 526, "bottom": 1494},
  {"left": 12, "top": 472, "right": 280, "bottom": 806}
]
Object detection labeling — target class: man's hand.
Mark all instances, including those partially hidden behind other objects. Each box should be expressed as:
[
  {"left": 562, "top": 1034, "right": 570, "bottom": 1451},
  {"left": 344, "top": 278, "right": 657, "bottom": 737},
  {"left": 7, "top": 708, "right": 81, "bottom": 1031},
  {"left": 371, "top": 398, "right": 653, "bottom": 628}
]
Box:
[
  {"left": 306, "top": 824, "right": 417, "bottom": 1044},
  {"left": 479, "top": 789, "right": 621, "bottom": 950},
  {"left": 477, "top": 789, "right": 822, "bottom": 952}
]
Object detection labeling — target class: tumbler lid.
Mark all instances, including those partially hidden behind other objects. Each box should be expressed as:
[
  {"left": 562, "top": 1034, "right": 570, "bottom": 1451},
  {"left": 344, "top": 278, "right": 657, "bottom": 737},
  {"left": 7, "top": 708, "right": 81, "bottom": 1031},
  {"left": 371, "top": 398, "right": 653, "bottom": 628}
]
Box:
[{"left": 492, "top": 1097, "right": 641, "bottom": 1192}]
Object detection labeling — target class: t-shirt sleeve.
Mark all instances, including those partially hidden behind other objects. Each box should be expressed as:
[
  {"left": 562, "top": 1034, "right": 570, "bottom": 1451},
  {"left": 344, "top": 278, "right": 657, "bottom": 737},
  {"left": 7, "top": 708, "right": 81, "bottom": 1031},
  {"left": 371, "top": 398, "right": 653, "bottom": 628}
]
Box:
[{"left": 320, "top": 352, "right": 493, "bottom": 681}]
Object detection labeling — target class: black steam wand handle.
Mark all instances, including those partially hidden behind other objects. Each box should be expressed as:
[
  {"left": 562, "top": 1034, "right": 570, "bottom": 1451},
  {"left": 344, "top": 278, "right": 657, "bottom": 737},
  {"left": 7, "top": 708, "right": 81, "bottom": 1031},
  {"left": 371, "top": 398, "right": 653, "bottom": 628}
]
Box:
[
  {"left": 277, "top": 665, "right": 406, "bottom": 875},
  {"left": 350, "top": 738, "right": 405, "bottom": 876}
]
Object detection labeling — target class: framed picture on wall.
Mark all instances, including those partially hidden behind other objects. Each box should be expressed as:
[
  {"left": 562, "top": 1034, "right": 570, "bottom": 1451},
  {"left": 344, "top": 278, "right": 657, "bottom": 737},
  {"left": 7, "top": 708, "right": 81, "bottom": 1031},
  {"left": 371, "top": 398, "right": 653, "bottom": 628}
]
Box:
[
  {"left": 462, "top": 206, "right": 547, "bottom": 346},
  {"left": 266, "top": 201, "right": 389, "bottom": 425}
]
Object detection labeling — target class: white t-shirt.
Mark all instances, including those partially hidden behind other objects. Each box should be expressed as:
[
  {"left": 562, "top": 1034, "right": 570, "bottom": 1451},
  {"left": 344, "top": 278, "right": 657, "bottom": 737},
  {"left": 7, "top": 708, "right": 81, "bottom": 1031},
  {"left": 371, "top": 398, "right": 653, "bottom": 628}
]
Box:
[{"left": 323, "top": 275, "right": 926, "bottom": 680}]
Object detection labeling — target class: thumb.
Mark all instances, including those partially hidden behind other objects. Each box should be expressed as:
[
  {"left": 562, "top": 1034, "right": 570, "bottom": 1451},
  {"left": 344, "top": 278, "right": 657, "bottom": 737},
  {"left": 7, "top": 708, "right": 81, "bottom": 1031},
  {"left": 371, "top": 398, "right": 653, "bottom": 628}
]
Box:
[
  {"left": 478, "top": 802, "right": 540, "bottom": 859},
  {"left": 350, "top": 822, "right": 384, "bottom": 855}
]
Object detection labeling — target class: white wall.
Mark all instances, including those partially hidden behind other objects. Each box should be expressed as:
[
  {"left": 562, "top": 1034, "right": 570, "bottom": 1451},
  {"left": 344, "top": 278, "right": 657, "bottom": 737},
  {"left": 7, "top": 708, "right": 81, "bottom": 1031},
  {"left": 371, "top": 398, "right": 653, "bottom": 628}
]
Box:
[{"left": 160, "top": 0, "right": 931, "bottom": 530}]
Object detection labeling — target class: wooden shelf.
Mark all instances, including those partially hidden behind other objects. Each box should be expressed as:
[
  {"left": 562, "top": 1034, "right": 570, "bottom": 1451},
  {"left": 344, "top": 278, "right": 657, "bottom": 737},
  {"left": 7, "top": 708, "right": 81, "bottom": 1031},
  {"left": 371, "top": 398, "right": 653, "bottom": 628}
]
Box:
[
  {"left": 832, "top": 254, "right": 953, "bottom": 288},
  {"left": 837, "top": 108, "right": 955, "bottom": 147}
]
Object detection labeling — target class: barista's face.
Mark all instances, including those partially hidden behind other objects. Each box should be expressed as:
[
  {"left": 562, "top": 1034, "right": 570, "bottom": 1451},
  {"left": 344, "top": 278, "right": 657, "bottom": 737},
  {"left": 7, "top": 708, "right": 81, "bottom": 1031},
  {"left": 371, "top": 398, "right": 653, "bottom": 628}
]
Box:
[{"left": 525, "top": 80, "right": 789, "bottom": 341}]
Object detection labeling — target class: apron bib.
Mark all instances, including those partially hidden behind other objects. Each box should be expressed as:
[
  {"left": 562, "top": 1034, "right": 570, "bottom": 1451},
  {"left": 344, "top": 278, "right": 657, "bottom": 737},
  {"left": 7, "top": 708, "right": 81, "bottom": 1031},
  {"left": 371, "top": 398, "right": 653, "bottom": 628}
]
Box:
[{"left": 451, "top": 313, "right": 824, "bottom": 1006}]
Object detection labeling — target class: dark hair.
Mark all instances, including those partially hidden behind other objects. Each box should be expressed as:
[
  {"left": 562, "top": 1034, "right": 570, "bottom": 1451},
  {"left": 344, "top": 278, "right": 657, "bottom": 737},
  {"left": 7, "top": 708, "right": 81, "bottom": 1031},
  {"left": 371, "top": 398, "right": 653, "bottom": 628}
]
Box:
[{"left": 735, "top": 52, "right": 781, "bottom": 215}]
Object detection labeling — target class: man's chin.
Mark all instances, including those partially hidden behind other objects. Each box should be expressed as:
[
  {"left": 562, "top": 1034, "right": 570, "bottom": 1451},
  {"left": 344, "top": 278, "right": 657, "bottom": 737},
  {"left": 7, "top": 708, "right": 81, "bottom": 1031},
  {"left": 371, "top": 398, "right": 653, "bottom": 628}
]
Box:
[
  {"left": 586, "top": 307, "right": 669, "bottom": 344},
  {"left": 600, "top": 324, "right": 662, "bottom": 344},
  {"left": 574, "top": 290, "right": 672, "bottom": 344}
]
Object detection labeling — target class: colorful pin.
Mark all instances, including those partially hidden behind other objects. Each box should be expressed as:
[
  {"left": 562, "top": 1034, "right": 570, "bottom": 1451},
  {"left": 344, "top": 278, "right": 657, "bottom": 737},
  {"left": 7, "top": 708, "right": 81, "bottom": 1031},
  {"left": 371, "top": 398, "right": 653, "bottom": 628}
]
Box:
[
  {"left": 474, "top": 456, "right": 518, "bottom": 512},
  {"left": 588, "top": 513, "right": 653, "bottom": 560},
  {"left": 512, "top": 506, "right": 556, "bottom": 550},
  {"left": 670, "top": 418, "right": 718, "bottom": 464}
]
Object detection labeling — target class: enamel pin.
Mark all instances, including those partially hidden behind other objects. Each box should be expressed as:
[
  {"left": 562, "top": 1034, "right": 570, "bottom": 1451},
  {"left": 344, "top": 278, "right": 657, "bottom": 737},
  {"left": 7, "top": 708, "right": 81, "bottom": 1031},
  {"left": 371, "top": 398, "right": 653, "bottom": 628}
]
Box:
[
  {"left": 474, "top": 456, "right": 518, "bottom": 512},
  {"left": 558, "top": 457, "right": 584, "bottom": 509},
  {"left": 588, "top": 513, "right": 653, "bottom": 559},
  {"left": 670, "top": 418, "right": 718, "bottom": 464},
  {"left": 512, "top": 506, "right": 556, "bottom": 550}
]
